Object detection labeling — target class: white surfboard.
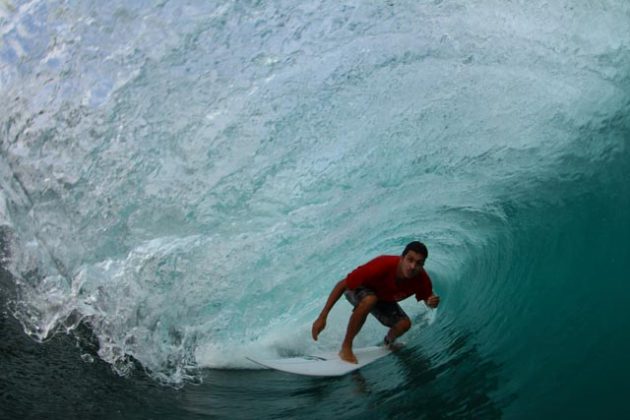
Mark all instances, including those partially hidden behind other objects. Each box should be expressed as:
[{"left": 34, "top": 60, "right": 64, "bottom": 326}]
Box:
[{"left": 247, "top": 345, "right": 393, "bottom": 377}]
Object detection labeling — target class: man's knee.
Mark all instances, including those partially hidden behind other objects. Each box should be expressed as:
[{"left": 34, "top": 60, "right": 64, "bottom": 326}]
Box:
[{"left": 397, "top": 317, "right": 411, "bottom": 332}]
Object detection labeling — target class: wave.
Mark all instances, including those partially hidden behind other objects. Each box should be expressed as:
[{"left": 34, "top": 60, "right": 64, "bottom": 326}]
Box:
[{"left": 1, "top": 0, "right": 629, "bottom": 387}]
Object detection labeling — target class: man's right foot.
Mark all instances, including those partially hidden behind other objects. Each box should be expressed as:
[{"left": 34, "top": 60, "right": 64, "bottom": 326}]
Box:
[{"left": 339, "top": 347, "right": 358, "bottom": 364}]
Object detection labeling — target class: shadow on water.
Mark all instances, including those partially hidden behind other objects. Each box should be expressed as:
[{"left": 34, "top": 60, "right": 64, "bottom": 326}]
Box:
[{"left": 375, "top": 331, "right": 515, "bottom": 419}]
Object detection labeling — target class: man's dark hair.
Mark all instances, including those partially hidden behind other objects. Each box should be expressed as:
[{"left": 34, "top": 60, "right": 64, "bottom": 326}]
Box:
[{"left": 402, "top": 241, "right": 428, "bottom": 258}]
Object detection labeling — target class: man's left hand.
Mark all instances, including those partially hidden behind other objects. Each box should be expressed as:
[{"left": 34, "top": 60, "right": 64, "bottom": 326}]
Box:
[{"left": 426, "top": 294, "right": 440, "bottom": 308}]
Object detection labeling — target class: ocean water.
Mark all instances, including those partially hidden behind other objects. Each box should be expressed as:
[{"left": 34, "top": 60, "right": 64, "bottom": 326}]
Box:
[{"left": 1, "top": 0, "right": 629, "bottom": 418}]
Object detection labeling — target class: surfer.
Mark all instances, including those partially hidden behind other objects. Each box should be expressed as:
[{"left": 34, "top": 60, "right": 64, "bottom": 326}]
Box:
[{"left": 311, "top": 241, "right": 440, "bottom": 364}]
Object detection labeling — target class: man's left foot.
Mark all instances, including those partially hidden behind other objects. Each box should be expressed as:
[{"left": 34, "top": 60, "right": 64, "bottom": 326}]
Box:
[{"left": 383, "top": 335, "right": 403, "bottom": 350}]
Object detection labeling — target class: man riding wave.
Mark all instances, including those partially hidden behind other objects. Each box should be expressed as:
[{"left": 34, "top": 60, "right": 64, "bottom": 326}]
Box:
[{"left": 311, "top": 241, "right": 440, "bottom": 363}]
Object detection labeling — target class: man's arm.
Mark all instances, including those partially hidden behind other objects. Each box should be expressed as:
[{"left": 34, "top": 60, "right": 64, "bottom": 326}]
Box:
[
  {"left": 419, "top": 269, "right": 439, "bottom": 309},
  {"left": 311, "top": 279, "right": 348, "bottom": 341}
]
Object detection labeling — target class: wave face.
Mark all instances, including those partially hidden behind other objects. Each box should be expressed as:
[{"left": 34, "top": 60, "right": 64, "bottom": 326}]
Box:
[{"left": 1, "top": 0, "right": 629, "bottom": 416}]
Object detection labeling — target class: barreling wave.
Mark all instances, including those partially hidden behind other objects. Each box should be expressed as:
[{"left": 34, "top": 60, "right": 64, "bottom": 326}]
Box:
[{"left": 1, "top": 0, "right": 629, "bottom": 389}]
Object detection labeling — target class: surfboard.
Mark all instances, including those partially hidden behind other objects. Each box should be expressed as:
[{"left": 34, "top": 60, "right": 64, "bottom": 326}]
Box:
[{"left": 247, "top": 345, "right": 393, "bottom": 377}]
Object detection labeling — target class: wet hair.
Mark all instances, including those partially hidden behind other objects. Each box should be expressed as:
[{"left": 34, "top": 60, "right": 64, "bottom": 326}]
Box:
[{"left": 402, "top": 241, "right": 428, "bottom": 258}]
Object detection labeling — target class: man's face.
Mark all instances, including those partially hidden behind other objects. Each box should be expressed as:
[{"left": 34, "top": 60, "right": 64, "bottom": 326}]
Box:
[{"left": 400, "top": 250, "right": 426, "bottom": 279}]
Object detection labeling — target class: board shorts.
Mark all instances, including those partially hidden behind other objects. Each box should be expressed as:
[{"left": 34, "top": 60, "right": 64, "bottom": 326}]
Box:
[{"left": 344, "top": 287, "right": 409, "bottom": 327}]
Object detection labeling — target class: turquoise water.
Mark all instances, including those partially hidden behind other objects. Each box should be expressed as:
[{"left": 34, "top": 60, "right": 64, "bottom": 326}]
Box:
[{"left": 1, "top": 1, "right": 629, "bottom": 418}]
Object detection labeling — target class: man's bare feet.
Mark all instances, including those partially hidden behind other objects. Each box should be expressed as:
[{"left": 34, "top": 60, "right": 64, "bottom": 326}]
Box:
[{"left": 339, "top": 346, "right": 358, "bottom": 364}]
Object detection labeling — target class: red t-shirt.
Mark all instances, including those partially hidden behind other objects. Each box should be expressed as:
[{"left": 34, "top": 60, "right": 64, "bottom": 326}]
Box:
[{"left": 345, "top": 255, "right": 433, "bottom": 303}]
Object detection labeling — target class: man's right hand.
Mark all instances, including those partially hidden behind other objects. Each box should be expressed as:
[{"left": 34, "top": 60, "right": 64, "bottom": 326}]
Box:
[{"left": 311, "top": 316, "right": 326, "bottom": 341}]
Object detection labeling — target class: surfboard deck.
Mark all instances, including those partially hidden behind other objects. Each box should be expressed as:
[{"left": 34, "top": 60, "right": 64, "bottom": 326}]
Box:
[{"left": 247, "top": 345, "right": 393, "bottom": 377}]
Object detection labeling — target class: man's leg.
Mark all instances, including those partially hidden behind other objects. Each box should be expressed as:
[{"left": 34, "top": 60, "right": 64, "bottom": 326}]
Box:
[
  {"left": 368, "top": 301, "right": 411, "bottom": 346},
  {"left": 384, "top": 317, "right": 411, "bottom": 345},
  {"left": 340, "top": 294, "right": 378, "bottom": 363}
]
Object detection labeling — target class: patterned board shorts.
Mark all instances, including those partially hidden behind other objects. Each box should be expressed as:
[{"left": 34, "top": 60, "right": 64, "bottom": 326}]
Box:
[{"left": 344, "top": 287, "right": 409, "bottom": 327}]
